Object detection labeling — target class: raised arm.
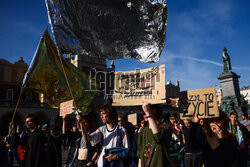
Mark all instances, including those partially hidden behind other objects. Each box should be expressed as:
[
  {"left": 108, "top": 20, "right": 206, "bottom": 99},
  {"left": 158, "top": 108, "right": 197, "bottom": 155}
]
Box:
[
  {"left": 62, "top": 115, "right": 67, "bottom": 134},
  {"left": 76, "top": 114, "right": 91, "bottom": 142},
  {"left": 142, "top": 102, "right": 160, "bottom": 134}
]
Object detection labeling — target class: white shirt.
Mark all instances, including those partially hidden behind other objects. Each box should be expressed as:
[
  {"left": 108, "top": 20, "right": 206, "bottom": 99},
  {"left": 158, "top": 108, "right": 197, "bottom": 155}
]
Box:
[{"left": 90, "top": 125, "right": 129, "bottom": 167}]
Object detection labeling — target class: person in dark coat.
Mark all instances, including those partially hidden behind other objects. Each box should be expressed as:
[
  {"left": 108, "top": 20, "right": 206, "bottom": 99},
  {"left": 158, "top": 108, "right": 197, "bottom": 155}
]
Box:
[
  {"left": 6, "top": 122, "right": 21, "bottom": 167},
  {"left": 50, "top": 128, "right": 63, "bottom": 166},
  {"left": 182, "top": 118, "right": 205, "bottom": 167},
  {"left": 23, "top": 114, "right": 47, "bottom": 167},
  {"left": 62, "top": 115, "right": 81, "bottom": 167},
  {"left": 0, "top": 132, "right": 8, "bottom": 167},
  {"left": 42, "top": 124, "right": 61, "bottom": 167},
  {"left": 229, "top": 112, "right": 248, "bottom": 167}
]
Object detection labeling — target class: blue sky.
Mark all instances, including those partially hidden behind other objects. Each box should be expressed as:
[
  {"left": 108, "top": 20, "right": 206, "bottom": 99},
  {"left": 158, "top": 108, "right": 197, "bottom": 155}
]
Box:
[{"left": 1, "top": 0, "right": 249, "bottom": 91}]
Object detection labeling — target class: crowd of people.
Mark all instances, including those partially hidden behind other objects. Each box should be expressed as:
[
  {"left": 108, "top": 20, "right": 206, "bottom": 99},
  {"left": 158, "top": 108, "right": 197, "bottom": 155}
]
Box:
[{"left": 0, "top": 102, "right": 249, "bottom": 167}]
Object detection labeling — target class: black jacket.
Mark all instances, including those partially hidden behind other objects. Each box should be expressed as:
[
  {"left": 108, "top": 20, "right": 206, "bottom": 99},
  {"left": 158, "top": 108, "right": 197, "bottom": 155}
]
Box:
[{"left": 202, "top": 137, "right": 238, "bottom": 167}]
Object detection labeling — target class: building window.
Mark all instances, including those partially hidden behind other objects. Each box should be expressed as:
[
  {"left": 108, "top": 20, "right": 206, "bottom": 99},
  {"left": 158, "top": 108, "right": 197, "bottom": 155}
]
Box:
[
  {"left": 0, "top": 67, "right": 4, "bottom": 81},
  {"left": 25, "top": 92, "right": 33, "bottom": 102},
  {"left": 6, "top": 89, "right": 13, "bottom": 100}
]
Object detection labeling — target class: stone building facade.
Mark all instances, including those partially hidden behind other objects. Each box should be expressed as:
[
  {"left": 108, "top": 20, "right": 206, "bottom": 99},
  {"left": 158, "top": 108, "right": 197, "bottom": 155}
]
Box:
[
  {"left": 241, "top": 85, "right": 250, "bottom": 103},
  {"left": 0, "top": 58, "right": 59, "bottom": 136}
]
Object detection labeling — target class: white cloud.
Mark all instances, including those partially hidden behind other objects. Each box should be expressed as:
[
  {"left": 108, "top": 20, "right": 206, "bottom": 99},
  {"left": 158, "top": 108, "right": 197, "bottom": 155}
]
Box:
[{"left": 158, "top": 0, "right": 237, "bottom": 89}]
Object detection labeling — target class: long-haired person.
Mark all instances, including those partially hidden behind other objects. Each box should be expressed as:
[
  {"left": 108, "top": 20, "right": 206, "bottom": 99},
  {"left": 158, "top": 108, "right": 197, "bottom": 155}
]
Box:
[{"left": 202, "top": 111, "right": 238, "bottom": 167}]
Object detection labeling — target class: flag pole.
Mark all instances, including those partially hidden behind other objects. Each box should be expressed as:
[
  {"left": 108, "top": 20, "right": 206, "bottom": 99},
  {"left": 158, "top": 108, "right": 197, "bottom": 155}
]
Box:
[
  {"left": 58, "top": 54, "right": 78, "bottom": 111},
  {"left": 9, "top": 85, "right": 24, "bottom": 137},
  {"left": 11, "top": 86, "right": 24, "bottom": 123},
  {"left": 58, "top": 54, "right": 88, "bottom": 142}
]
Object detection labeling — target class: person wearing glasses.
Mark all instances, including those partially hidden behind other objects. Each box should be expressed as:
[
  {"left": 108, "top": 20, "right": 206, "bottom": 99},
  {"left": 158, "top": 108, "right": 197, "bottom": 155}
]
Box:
[{"left": 117, "top": 115, "right": 135, "bottom": 149}]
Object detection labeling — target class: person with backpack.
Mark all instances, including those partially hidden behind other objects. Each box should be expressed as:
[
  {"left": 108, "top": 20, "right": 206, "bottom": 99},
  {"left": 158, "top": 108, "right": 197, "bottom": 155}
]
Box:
[{"left": 78, "top": 105, "right": 129, "bottom": 167}]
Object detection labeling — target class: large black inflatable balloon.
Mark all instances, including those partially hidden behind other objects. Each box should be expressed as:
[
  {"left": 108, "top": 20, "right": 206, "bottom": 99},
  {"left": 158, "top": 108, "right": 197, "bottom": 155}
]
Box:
[{"left": 45, "top": 0, "right": 167, "bottom": 63}]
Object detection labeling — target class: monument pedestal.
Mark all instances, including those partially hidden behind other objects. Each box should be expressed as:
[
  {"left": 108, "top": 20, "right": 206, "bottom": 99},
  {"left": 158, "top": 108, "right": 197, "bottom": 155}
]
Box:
[{"left": 218, "top": 71, "right": 242, "bottom": 115}]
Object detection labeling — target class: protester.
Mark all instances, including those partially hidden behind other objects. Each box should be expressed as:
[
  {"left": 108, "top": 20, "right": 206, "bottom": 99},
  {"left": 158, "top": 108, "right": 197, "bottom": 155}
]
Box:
[
  {"left": 130, "top": 113, "right": 145, "bottom": 167},
  {"left": 118, "top": 115, "right": 135, "bottom": 149},
  {"left": 6, "top": 123, "right": 21, "bottom": 167},
  {"left": 182, "top": 118, "right": 205, "bottom": 167},
  {"left": 17, "top": 130, "right": 28, "bottom": 167},
  {"left": 177, "top": 120, "right": 185, "bottom": 167},
  {"left": 168, "top": 115, "right": 182, "bottom": 167},
  {"left": 159, "top": 112, "right": 171, "bottom": 125},
  {"left": 62, "top": 115, "right": 82, "bottom": 167},
  {"left": 202, "top": 110, "right": 238, "bottom": 167},
  {"left": 199, "top": 119, "right": 204, "bottom": 126},
  {"left": 23, "top": 113, "right": 47, "bottom": 167},
  {"left": 229, "top": 112, "right": 248, "bottom": 167},
  {"left": 76, "top": 114, "right": 100, "bottom": 167},
  {"left": 135, "top": 114, "right": 147, "bottom": 134},
  {"left": 117, "top": 114, "right": 135, "bottom": 167},
  {"left": 0, "top": 132, "right": 8, "bottom": 167},
  {"left": 42, "top": 124, "right": 61, "bottom": 167},
  {"left": 137, "top": 102, "right": 172, "bottom": 167},
  {"left": 240, "top": 113, "right": 250, "bottom": 128},
  {"left": 80, "top": 105, "right": 129, "bottom": 167},
  {"left": 50, "top": 128, "right": 63, "bottom": 166}
]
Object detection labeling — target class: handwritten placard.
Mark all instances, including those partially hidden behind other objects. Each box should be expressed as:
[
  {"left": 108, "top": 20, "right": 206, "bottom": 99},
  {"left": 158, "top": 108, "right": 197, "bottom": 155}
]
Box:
[
  {"left": 60, "top": 100, "right": 73, "bottom": 116},
  {"left": 127, "top": 113, "right": 137, "bottom": 126},
  {"left": 179, "top": 87, "right": 219, "bottom": 119},
  {"left": 112, "top": 65, "right": 166, "bottom": 106}
]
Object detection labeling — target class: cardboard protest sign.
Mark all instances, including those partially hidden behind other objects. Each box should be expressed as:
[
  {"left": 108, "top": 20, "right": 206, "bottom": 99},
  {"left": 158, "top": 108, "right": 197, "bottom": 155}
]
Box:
[
  {"left": 179, "top": 87, "right": 219, "bottom": 119},
  {"left": 127, "top": 113, "right": 137, "bottom": 126},
  {"left": 112, "top": 64, "right": 166, "bottom": 106},
  {"left": 60, "top": 100, "right": 73, "bottom": 116}
]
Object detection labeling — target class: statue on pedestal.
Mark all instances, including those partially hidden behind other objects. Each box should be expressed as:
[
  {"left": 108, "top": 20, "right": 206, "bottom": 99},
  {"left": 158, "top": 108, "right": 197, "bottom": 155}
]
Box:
[
  {"left": 222, "top": 96, "right": 235, "bottom": 114},
  {"left": 222, "top": 47, "right": 232, "bottom": 73}
]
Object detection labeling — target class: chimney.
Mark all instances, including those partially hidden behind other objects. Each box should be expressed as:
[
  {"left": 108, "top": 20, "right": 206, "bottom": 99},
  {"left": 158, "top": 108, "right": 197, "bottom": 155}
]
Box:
[
  {"left": 18, "top": 57, "right": 24, "bottom": 62},
  {"left": 176, "top": 80, "right": 179, "bottom": 87}
]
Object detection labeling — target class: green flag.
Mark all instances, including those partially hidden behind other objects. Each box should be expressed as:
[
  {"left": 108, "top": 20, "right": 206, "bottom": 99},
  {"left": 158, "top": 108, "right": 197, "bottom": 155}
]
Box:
[{"left": 22, "top": 29, "right": 97, "bottom": 111}]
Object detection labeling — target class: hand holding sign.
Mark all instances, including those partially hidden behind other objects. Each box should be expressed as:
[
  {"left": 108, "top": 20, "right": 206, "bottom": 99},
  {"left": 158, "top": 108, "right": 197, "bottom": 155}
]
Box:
[
  {"left": 191, "top": 114, "right": 199, "bottom": 123},
  {"left": 76, "top": 114, "right": 82, "bottom": 122},
  {"left": 142, "top": 102, "right": 151, "bottom": 116}
]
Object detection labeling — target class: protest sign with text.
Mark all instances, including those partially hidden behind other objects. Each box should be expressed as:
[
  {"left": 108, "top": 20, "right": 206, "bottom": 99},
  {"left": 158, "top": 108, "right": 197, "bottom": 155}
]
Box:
[
  {"left": 60, "top": 100, "right": 73, "bottom": 116},
  {"left": 127, "top": 113, "right": 137, "bottom": 126},
  {"left": 112, "top": 64, "right": 166, "bottom": 106},
  {"left": 179, "top": 87, "right": 219, "bottom": 119}
]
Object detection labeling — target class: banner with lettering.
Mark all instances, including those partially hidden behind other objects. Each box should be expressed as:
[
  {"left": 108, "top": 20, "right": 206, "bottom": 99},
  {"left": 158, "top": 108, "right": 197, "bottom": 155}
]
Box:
[{"left": 112, "top": 65, "right": 166, "bottom": 106}]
